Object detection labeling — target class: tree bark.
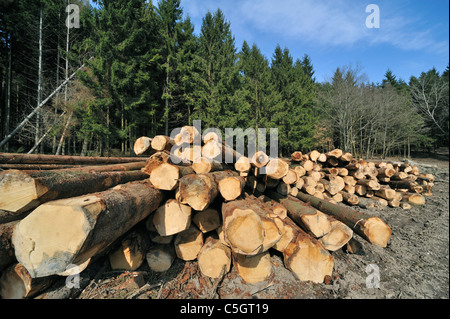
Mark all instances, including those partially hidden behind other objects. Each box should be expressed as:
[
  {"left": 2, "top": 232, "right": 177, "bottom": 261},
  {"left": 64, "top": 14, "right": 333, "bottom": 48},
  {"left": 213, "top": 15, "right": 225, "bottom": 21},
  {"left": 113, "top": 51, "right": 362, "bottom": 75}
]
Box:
[
  {"left": 0, "top": 221, "right": 17, "bottom": 271},
  {"left": 0, "top": 169, "right": 149, "bottom": 213}
]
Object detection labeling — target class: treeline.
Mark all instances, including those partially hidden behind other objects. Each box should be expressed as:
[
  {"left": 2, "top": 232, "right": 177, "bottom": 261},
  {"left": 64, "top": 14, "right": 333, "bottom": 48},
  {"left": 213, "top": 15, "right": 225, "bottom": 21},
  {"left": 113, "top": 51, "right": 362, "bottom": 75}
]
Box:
[{"left": 1, "top": 0, "right": 448, "bottom": 158}]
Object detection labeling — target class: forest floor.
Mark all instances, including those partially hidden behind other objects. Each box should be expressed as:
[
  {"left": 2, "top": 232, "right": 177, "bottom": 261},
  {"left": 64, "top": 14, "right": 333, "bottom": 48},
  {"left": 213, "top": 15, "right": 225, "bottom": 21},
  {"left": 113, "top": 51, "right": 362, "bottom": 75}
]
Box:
[{"left": 44, "top": 150, "right": 448, "bottom": 300}]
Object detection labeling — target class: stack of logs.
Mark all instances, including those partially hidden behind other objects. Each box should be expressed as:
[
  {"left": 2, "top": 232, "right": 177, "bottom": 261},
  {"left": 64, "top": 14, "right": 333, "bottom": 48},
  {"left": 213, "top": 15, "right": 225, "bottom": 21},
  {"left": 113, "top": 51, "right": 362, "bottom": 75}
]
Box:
[
  {"left": 289, "top": 149, "right": 433, "bottom": 209},
  {"left": 0, "top": 126, "right": 432, "bottom": 299}
]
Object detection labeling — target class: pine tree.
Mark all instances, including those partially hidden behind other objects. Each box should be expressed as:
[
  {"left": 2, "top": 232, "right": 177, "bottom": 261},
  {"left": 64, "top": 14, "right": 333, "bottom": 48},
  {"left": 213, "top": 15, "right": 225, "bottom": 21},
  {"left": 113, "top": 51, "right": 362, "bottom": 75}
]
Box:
[
  {"left": 79, "top": 0, "right": 162, "bottom": 154},
  {"left": 191, "top": 9, "right": 240, "bottom": 131}
]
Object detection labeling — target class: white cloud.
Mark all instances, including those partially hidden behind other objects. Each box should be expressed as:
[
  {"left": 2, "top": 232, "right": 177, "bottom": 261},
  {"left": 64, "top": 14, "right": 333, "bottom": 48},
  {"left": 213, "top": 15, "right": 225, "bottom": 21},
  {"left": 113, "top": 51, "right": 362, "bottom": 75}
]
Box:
[{"left": 182, "top": 0, "right": 448, "bottom": 54}]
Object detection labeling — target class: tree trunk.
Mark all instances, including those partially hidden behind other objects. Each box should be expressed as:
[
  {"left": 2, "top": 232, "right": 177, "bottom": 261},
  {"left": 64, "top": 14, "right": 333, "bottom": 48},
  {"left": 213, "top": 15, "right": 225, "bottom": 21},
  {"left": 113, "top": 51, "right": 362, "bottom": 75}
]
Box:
[
  {"left": 0, "top": 169, "right": 149, "bottom": 213},
  {"left": 296, "top": 192, "right": 392, "bottom": 247},
  {"left": 55, "top": 112, "right": 73, "bottom": 156},
  {"left": 12, "top": 180, "right": 163, "bottom": 278}
]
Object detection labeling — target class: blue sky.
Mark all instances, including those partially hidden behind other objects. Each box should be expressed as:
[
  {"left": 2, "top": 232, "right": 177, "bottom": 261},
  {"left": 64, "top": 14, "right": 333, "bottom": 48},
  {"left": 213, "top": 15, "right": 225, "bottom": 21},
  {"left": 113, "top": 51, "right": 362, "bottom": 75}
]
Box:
[{"left": 180, "top": 0, "right": 449, "bottom": 84}]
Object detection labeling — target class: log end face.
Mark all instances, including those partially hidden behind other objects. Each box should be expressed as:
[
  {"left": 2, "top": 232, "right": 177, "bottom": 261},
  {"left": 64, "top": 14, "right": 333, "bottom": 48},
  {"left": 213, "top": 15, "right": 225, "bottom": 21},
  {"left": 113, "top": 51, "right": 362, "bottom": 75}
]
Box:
[
  {"left": 224, "top": 209, "right": 264, "bottom": 255},
  {"left": 0, "top": 171, "right": 46, "bottom": 213},
  {"left": 12, "top": 203, "right": 91, "bottom": 278},
  {"left": 286, "top": 238, "right": 334, "bottom": 283},
  {"left": 364, "top": 217, "right": 392, "bottom": 248}
]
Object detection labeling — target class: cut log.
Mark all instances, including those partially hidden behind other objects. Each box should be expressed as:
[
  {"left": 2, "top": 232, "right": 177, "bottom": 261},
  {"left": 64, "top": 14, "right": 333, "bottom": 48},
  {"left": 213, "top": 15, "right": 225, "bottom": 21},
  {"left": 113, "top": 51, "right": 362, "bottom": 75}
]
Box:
[
  {"left": 133, "top": 136, "right": 154, "bottom": 156},
  {"left": 177, "top": 173, "right": 219, "bottom": 211},
  {"left": 0, "top": 169, "right": 149, "bottom": 213},
  {"left": 357, "top": 179, "right": 380, "bottom": 190},
  {"left": 343, "top": 176, "right": 357, "bottom": 186},
  {"left": 345, "top": 238, "right": 363, "bottom": 254},
  {"left": 291, "top": 151, "right": 303, "bottom": 162},
  {"left": 339, "top": 191, "right": 359, "bottom": 206},
  {"left": 320, "top": 179, "right": 339, "bottom": 195},
  {"left": 201, "top": 140, "right": 242, "bottom": 164},
  {"left": 276, "top": 181, "right": 290, "bottom": 196},
  {"left": 388, "top": 180, "right": 423, "bottom": 193},
  {"left": 146, "top": 244, "right": 175, "bottom": 272},
  {"left": 152, "top": 199, "right": 192, "bottom": 236},
  {"left": 375, "top": 186, "right": 397, "bottom": 200},
  {"left": 221, "top": 199, "right": 280, "bottom": 255},
  {"left": 390, "top": 171, "right": 409, "bottom": 180},
  {"left": 340, "top": 152, "right": 353, "bottom": 162},
  {"left": 400, "top": 202, "right": 412, "bottom": 210},
  {"left": 150, "top": 163, "right": 194, "bottom": 191},
  {"left": 401, "top": 193, "right": 426, "bottom": 205},
  {"left": 377, "top": 167, "right": 396, "bottom": 178},
  {"left": 174, "top": 126, "right": 200, "bottom": 145},
  {"left": 327, "top": 149, "right": 343, "bottom": 159},
  {"left": 265, "top": 158, "right": 289, "bottom": 180},
  {"left": 300, "top": 160, "right": 314, "bottom": 172},
  {"left": 338, "top": 168, "right": 349, "bottom": 177},
  {"left": 355, "top": 184, "right": 367, "bottom": 196},
  {"left": 266, "top": 192, "right": 332, "bottom": 238},
  {"left": 141, "top": 151, "right": 171, "bottom": 175},
  {"left": 192, "top": 157, "right": 222, "bottom": 174},
  {"left": 108, "top": 228, "right": 149, "bottom": 271},
  {"left": 307, "top": 170, "right": 322, "bottom": 182},
  {"left": 0, "top": 153, "right": 145, "bottom": 165},
  {"left": 151, "top": 135, "right": 175, "bottom": 152},
  {"left": 197, "top": 236, "right": 232, "bottom": 279},
  {"left": 0, "top": 164, "right": 84, "bottom": 170},
  {"left": 270, "top": 217, "right": 294, "bottom": 252},
  {"left": 0, "top": 221, "right": 17, "bottom": 271},
  {"left": 308, "top": 150, "right": 321, "bottom": 162},
  {"left": 218, "top": 175, "right": 245, "bottom": 201},
  {"left": 317, "top": 153, "right": 327, "bottom": 163},
  {"left": 232, "top": 251, "right": 272, "bottom": 284},
  {"left": 282, "top": 169, "right": 298, "bottom": 185},
  {"left": 0, "top": 263, "right": 57, "bottom": 299},
  {"left": 296, "top": 192, "right": 392, "bottom": 247},
  {"left": 281, "top": 217, "right": 334, "bottom": 283},
  {"left": 12, "top": 180, "right": 163, "bottom": 277},
  {"left": 344, "top": 185, "right": 355, "bottom": 194},
  {"left": 235, "top": 156, "right": 251, "bottom": 173},
  {"left": 253, "top": 151, "right": 273, "bottom": 169},
  {"left": 192, "top": 208, "right": 221, "bottom": 233},
  {"left": 173, "top": 225, "right": 204, "bottom": 261},
  {"left": 293, "top": 165, "right": 306, "bottom": 178},
  {"left": 328, "top": 175, "right": 345, "bottom": 190},
  {"left": 318, "top": 219, "right": 353, "bottom": 252}
]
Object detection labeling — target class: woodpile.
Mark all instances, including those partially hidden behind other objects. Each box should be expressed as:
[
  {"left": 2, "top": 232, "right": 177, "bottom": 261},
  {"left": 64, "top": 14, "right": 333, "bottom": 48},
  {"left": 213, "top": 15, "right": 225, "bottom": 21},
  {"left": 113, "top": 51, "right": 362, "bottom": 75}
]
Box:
[
  {"left": 289, "top": 149, "right": 433, "bottom": 209},
  {"left": 0, "top": 137, "right": 435, "bottom": 299}
]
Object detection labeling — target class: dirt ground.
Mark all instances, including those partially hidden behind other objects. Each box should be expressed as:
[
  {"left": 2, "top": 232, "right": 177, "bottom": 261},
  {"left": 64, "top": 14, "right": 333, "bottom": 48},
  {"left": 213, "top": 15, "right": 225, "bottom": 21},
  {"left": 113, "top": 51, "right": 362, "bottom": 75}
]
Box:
[{"left": 42, "top": 152, "right": 449, "bottom": 300}]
